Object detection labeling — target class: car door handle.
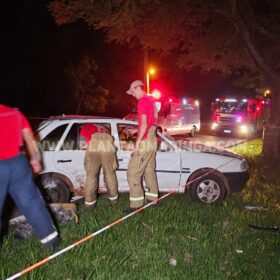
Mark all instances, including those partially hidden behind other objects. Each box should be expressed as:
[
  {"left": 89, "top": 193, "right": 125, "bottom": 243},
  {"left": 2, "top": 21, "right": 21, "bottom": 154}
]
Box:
[
  {"left": 57, "top": 159, "right": 72, "bottom": 163},
  {"left": 118, "top": 159, "right": 123, "bottom": 161}
]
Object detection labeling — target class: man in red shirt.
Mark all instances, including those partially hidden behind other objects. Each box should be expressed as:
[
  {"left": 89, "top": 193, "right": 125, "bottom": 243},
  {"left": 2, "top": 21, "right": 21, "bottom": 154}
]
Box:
[
  {"left": 126, "top": 80, "right": 159, "bottom": 211},
  {"left": 80, "top": 123, "right": 118, "bottom": 208},
  {"left": 0, "top": 103, "right": 60, "bottom": 248}
]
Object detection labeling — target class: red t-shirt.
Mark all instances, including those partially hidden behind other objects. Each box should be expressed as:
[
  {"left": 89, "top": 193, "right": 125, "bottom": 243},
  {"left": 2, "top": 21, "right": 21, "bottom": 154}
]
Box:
[
  {"left": 0, "top": 105, "right": 32, "bottom": 160},
  {"left": 80, "top": 123, "right": 108, "bottom": 143},
  {"left": 137, "top": 95, "right": 157, "bottom": 139}
]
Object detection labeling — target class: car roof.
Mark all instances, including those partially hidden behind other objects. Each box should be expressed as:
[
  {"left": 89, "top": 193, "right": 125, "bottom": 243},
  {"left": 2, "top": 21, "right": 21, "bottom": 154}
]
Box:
[{"left": 48, "top": 115, "right": 118, "bottom": 120}]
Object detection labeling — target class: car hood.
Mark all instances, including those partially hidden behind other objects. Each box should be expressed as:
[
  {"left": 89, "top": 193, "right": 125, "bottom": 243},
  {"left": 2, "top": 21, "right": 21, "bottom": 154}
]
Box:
[{"left": 178, "top": 142, "right": 243, "bottom": 159}]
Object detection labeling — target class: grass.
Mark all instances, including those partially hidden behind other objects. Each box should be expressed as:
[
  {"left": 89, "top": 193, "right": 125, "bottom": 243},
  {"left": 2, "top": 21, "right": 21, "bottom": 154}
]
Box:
[{"left": 1, "top": 139, "right": 280, "bottom": 279}]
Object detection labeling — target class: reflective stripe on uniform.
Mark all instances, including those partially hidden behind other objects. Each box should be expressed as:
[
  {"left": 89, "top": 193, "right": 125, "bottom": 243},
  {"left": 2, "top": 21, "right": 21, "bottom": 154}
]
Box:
[
  {"left": 85, "top": 200, "right": 97, "bottom": 205},
  {"left": 145, "top": 192, "right": 158, "bottom": 198},
  {"left": 129, "top": 196, "right": 144, "bottom": 201},
  {"left": 108, "top": 195, "right": 118, "bottom": 201},
  {"left": 40, "top": 231, "right": 58, "bottom": 244}
]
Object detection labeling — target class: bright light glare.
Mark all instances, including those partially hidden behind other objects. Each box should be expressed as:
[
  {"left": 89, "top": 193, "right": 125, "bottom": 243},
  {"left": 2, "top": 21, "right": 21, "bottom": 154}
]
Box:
[
  {"left": 225, "top": 98, "right": 237, "bottom": 102},
  {"left": 151, "top": 90, "right": 161, "bottom": 99},
  {"left": 148, "top": 68, "right": 156, "bottom": 75},
  {"left": 211, "top": 122, "right": 218, "bottom": 129},
  {"left": 195, "top": 100, "right": 199, "bottom": 106},
  {"left": 242, "top": 99, "right": 247, "bottom": 102},
  {"left": 240, "top": 125, "right": 248, "bottom": 133},
  {"left": 236, "top": 116, "right": 242, "bottom": 123},
  {"left": 182, "top": 98, "right": 187, "bottom": 105}
]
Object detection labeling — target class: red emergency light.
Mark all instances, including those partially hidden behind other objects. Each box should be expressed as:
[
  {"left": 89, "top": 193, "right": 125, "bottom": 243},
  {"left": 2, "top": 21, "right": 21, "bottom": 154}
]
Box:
[{"left": 151, "top": 90, "right": 161, "bottom": 99}]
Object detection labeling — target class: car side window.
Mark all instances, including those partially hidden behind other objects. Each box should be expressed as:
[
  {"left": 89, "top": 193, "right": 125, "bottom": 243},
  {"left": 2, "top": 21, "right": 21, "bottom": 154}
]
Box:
[
  {"left": 157, "top": 136, "right": 174, "bottom": 152},
  {"left": 78, "top": 122, "right": 112, "bottom": 150},
  {"left": 40, "top": 124, "right": 68, "bottom": 151},
  {"left": 61, "top": 123, "right": 79, "bottom": 150},
  {"left": 117, "top": 124, "right": 138, "bottom": 151}
]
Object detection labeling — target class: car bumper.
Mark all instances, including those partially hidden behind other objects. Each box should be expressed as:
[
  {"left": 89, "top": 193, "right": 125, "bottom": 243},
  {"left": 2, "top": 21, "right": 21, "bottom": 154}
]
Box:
[{"left": 224, "top": 172, "right": 249, "bottom": 192}]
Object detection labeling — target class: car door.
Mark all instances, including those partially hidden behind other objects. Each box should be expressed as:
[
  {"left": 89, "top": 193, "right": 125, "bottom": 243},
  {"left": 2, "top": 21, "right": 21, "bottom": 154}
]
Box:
[
  {"left": 53, "top": 121, "right": 112, "bottom": 192},
  {"left": 53, "top": 122, "right": 86, "bottom": 191},
  {"left": 155, "top": 135, "right": 181, "bottom": 190},
  {"left": 39, "top": 123, "right": 69, "bottom": 173},
  {"left": 115, "top": 123, "right": 181, "bottom": 193},
  {"left": 115, "top": 123, "right": 136, "bottom": 192}
]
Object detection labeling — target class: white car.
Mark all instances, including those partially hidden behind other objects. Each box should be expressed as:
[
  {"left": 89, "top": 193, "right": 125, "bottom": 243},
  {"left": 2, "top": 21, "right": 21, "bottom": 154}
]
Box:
[{"left": 36, "top": 115, "right": 249, "bottom": 204}]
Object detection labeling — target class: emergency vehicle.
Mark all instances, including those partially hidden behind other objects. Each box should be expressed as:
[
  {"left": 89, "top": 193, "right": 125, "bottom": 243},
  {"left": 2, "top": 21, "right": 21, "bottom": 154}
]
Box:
[
  {"left": 125, "top": 95, "right": 201, "bottom": 136},
  {"left": 211, "top": 95, "right": 270, "bottom": 137}
]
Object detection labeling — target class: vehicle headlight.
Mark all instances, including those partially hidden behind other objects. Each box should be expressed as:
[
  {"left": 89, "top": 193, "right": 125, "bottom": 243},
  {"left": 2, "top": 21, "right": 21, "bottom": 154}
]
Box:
[
  {"left": 211, "top": 122, "right": 218, "bottom": 129},
  {"left": 240, "top": 160, "right": 249, "bottom": 171},
  {"left": 240, "top": 125, "right": 248, "bottom": 133}
]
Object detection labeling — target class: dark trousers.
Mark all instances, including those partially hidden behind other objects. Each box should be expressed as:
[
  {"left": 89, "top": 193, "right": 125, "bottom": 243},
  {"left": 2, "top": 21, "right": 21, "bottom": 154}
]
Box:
[{"left": 0, "top": 154, "right": 57, "bottom": 244}]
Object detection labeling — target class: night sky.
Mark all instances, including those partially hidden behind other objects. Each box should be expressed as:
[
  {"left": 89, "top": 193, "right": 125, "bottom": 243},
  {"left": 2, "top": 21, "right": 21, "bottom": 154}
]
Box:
[{"left": 0, "top": 0, "right": 246, "bottom": 122}]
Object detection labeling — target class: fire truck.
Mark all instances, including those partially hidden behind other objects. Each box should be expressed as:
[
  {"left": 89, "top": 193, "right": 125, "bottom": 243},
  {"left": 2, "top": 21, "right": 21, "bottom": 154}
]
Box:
[
  {"left": 211, "top": 95, "right": 270, "bottom": 137},
  {"left": 125, "top": 95, "right": 201, "bottom": 136}
]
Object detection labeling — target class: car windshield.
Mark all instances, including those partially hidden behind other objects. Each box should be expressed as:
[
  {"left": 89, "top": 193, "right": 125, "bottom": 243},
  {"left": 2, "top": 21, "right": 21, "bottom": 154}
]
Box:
[{"left": 215, "top": 100, "right": 247, "bottom": 114}]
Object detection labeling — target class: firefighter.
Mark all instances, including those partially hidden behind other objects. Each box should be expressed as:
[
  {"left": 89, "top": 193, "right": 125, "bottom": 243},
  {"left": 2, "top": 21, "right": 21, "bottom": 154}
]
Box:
[
  {"left": 126, "top": 80, "right": 159, "bottom": 211},
  {"left": 80, "top": 123, "right": 118, "bottom": 208},
  {"left": 0, "top": 103, "right": 60, "bottom": 248}
]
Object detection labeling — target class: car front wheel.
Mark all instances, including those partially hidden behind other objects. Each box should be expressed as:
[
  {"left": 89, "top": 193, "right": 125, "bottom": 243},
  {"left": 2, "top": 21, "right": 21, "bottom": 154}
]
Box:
[
  {"left": 189, "top": 173, "right": 226, "bottom": 203},
  {"left": 38, "top": 176, "right": 71, "bottom": 203}
]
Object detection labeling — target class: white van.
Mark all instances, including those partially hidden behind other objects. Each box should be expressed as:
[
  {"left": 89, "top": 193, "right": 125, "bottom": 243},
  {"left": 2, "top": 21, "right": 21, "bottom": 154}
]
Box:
[{"left": 125, "top": 97, "right": 201, "bottom": 136}]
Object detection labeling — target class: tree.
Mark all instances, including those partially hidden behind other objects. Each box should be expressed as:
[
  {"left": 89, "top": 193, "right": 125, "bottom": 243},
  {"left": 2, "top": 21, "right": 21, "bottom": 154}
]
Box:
[
  {"left": 49, "top": 0, "right": 280, "bottom": 162},
  {"left": 65, "top": 54, "right": 109, "bottom": 114}
]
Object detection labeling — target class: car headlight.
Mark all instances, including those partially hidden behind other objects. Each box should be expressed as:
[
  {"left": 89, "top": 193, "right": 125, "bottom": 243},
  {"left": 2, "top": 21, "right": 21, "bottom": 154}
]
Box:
[
  {"left": 240, "top": 160, "right": 249, "bottom": 171},
  {"left": 240, "top": 125, "right": 248, "bottom": 133},
  {"left": 211, "top": 122, "right": 218, "bottom": 129}
]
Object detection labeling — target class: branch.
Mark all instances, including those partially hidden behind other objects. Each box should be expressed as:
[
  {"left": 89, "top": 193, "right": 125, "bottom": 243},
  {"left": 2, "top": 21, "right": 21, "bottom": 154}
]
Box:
[{"left": 229, "top": 0, "right": 279, "bottom": 81}]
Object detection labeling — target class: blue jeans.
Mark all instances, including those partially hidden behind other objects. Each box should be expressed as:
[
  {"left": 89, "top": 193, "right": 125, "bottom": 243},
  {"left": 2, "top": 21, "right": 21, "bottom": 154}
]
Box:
[{"left": 0, "top": 154, "right": 58, "bottom": 245}]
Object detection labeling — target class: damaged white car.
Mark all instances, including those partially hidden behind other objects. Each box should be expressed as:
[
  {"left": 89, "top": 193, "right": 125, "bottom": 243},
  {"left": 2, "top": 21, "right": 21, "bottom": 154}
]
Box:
[{"left": 36, "top": 116, "right": 249, "bottom": 204}]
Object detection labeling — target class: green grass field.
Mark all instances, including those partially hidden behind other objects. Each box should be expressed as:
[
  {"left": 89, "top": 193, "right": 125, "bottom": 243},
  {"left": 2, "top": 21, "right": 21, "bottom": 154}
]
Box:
[{"left": 1, "top": 139, "right": 279, "bottom": 280}]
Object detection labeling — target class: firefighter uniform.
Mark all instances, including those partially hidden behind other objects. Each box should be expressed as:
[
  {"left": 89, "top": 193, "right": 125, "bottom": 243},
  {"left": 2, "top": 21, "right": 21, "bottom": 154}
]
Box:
[
  {"left": 81, "top": 124, "right": 118, "bottom": 208},
  {"left": 126, "top": 80, "right": 159, "bottom": 210},
  {"left": 0, "top": 104, "right": 60, "bottom": 248},
  {"left": 127, "top": 126, "right": 158, "bottom": 208}
]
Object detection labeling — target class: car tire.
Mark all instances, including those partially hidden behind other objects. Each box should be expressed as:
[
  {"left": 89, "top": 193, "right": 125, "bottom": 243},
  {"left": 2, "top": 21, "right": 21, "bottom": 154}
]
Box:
[
  {"left": 189, "top": 173, "right": 226, "bottom": 203},
  {"left": 38, "top": 176, "right": 71, "bottom": 203}
]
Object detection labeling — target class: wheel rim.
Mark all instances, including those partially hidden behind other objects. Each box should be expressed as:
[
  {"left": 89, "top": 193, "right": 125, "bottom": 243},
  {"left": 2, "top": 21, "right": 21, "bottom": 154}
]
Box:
[{"left": 196, "top": 179, "right": 221, "bottom": 203}]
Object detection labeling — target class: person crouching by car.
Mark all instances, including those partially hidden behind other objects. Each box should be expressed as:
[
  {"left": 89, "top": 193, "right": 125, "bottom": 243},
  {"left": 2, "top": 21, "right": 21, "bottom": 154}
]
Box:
[{"left": 80, "top": 123, "right": 118, "bottom": 208}]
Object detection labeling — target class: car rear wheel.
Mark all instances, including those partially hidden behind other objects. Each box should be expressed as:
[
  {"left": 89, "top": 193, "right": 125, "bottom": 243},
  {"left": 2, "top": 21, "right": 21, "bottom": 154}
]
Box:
[
  {"left": 189, "top": 173, "right": 226, "bottom": 203},
  {"left": 38, "top": 176, "right": 71, "bottom": 203}
]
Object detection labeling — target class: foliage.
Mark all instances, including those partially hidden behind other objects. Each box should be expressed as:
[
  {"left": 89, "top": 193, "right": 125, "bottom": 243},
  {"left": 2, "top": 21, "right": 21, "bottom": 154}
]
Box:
[
  {"left": 48, "top": 0, "right": 280, "bottom": 161},
  {"left": 49, "top": 1, "right": 280, "bottom": 80},
  {"left": 230, "top": 138, "right": 280, "bottom": 209},
  {"left": 64, "top": 54, "right": 109, "bottom": 114}
]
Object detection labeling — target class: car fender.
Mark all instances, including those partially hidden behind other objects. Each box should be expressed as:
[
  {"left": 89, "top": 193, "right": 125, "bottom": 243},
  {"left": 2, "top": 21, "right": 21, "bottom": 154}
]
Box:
[
  {"left": 185, "top": 168, "right": 230, "bottom": 193},
  {"left": 37, "top": 171, "right": 75, "bottom": 193}
]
